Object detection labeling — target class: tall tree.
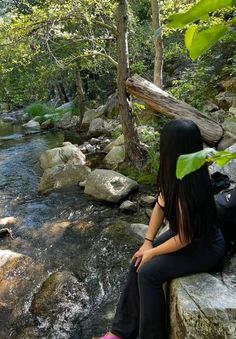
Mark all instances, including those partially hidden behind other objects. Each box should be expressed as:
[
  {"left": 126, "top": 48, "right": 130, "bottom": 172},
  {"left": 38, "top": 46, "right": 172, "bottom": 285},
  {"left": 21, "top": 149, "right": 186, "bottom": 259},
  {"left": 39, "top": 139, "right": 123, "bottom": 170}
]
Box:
[
  {"left": 116, "top": 0, "right": 143, "bottom": 167},
  {"left": 151, "top": 0, "right": 163, "bottom": 88}
]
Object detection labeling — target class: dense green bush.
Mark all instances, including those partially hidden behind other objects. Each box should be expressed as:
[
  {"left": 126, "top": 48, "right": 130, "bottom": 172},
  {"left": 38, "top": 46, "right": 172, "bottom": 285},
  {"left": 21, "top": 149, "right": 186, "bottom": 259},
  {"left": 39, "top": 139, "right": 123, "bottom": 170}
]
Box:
[{"left": 25, "top": 102, "right": 56, "bottom": 118}]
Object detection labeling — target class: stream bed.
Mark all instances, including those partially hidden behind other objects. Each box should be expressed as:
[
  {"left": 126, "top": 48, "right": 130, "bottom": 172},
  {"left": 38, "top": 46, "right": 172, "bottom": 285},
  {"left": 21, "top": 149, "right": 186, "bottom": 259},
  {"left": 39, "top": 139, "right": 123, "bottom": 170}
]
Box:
[{"left": 0, "top": 120, "right": 148, "bottom": 339}]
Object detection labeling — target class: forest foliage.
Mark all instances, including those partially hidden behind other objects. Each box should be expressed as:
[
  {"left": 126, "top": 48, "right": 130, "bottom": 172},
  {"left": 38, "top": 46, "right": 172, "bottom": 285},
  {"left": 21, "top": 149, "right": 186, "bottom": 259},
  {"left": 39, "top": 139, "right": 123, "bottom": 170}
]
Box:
[{"left": 0, "top": 0, "right": 235, "bottom": 112}]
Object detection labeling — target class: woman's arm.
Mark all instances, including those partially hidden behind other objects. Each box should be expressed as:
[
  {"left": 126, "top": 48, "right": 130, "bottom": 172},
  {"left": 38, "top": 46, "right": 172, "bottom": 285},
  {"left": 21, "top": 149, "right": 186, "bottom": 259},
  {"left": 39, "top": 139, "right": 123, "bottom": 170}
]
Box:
[
  {"left": 137, "top": 233, "right": 191, "bottom": 272},
  {"left": 145, "top": 195, "right": 165, "bottom": 242},
  {"left": 152, "top": 233, "right": 190, "bottom": 255},
  {"left": 132, "top": 197, "right": 165, "bottom": 267}
]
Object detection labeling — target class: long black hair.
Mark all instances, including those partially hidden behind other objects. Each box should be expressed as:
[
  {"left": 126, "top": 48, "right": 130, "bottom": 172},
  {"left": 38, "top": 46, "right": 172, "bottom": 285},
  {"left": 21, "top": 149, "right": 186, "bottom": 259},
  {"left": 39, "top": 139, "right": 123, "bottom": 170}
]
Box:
[{"left": 157, "top": 119, "right": 218, "bottom": 242}]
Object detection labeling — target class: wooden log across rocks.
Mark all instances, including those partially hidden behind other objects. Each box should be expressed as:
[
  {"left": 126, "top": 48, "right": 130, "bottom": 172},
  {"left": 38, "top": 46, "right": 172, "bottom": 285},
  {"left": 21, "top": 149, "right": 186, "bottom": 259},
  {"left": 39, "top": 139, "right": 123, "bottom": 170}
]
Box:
[{"left": 126, "top": 74, "right": 223, "bottom": 146}]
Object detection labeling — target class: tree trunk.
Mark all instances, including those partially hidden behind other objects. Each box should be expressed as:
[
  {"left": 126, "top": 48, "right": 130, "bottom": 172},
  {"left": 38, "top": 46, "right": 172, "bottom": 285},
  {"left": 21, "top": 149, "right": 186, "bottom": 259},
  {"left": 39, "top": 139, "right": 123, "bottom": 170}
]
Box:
[
  {"left": 56, "top": 82, "right": 69, "bottom": 103},
  {"left": 117, "top": 0, "right": 143, "bottom": 167},
  {"left": 126, "top": 74, "right": 223, "bottom": 146},
  {"left": 75, "top": 61, "right": 86, "bottom": 128},
  {"left": 151, "top": 0, "right": 163, "bottom": 88}
]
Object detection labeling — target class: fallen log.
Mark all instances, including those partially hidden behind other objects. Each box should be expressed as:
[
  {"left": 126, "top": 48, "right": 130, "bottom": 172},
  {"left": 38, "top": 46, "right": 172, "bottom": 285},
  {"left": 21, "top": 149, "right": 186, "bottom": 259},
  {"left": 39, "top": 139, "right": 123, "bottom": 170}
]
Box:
[{"left": 126, "top": 74, "right": 223, "bottom": 146}]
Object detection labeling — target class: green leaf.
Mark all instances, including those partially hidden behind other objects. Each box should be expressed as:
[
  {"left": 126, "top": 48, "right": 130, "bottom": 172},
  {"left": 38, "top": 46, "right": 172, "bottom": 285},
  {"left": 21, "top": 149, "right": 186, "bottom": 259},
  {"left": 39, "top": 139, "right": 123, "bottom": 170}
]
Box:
[
  {"left": 185, "top": 25, "right": 197, "bottom": 50},
  {"left": 176, "top": 148, "right": 214, "bottom": 180},
  {"left": 167, "top": 0, "right": 236, "bottom": 29},
  {"left": 187, "top": 24, "right": 228, "bottom": 60},
  {"left": 208, "top": 151, "right": 236, "bottom": 166}
]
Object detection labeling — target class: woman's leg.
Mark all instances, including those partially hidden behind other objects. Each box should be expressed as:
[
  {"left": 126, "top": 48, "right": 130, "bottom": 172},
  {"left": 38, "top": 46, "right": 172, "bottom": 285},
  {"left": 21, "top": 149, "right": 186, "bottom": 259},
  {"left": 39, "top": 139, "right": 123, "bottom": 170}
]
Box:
[
  {"left": 137, "top": 234, "right": 225, "bottom": 339},
  {"left": 111, "top": 230, "right": 175, "bottom": 339}
]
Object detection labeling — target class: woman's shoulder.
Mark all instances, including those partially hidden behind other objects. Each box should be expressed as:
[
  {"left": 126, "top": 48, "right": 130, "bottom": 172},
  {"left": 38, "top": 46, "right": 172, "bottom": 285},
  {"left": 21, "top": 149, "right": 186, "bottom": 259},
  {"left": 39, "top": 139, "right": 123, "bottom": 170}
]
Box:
[{"left": 157, "top": 193, "right": 165, "bottom": 210}]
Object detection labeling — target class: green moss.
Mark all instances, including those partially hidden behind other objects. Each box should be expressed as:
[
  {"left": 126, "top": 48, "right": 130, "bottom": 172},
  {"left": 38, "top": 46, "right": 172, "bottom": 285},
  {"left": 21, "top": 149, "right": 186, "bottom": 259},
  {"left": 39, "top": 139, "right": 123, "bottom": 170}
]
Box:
[{"left": 104, "top": 220, "right": 142, "bottom": 248}]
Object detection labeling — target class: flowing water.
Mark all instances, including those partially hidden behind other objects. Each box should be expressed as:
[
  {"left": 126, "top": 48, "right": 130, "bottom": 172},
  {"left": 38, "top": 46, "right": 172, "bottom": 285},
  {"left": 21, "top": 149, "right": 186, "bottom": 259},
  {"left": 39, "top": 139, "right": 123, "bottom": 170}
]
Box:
[{"left": 0, "top": 120, "right": 147, "bottom": 339}]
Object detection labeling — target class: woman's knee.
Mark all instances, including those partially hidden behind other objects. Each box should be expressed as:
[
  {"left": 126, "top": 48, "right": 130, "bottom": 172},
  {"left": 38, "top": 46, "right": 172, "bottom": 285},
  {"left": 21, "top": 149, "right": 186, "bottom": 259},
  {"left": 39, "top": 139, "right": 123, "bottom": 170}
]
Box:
[{"left": 138, "top": 258, "right": 169, "bottom": 286}]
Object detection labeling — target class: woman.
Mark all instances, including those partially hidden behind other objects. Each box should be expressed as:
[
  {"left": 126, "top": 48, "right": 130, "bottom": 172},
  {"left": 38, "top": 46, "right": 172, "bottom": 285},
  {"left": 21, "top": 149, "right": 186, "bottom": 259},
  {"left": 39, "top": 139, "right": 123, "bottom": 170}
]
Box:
[{"left": 99, "top": 119, "right": 225, "bottom": 339}]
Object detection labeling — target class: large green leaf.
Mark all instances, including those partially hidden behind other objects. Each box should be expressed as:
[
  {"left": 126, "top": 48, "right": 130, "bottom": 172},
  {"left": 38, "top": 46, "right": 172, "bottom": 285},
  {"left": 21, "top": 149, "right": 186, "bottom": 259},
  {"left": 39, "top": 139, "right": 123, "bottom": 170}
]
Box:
[
  {"left": 167, "top": 0, "right": 236, "bottom": 29},
  {"left": 185, "top": 25, "right": 197, "bottom": 50},
  {"left": 186, "top": 24, "right": 228, "bottom": 60},
  {"left": 176, "top": 148, "right": 214, "bottom": 180},
  {"left": 208, "top": 151, "right": 236, "bottom": 166},
  {"left": 176, "top": 149, "right": 236, "bottom": 180}
]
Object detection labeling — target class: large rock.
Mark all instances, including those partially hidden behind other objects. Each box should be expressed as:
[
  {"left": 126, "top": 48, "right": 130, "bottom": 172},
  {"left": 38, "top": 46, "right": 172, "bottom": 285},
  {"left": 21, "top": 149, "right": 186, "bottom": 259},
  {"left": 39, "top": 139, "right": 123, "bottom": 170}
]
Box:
[
  {"left": 221, "top": 78, "right": 236, "bottom": 94},
  {"left": 104, "top": 134, "right": 125, "bottom": 153},
  {"left": 218, "top": 131, "right": 236, "bottom": 150},
  {"left": 23, "top": 119, "right": 40, "bottom": 129},
  {"left": 104, "top": 145, "right": 125, "bottom": 168},
  {"left": 84, "top": 169, "right": 138, "bottom": 203},
  {"left": 82, "top": 107, "right": 105, "bottom": 127},
  {"left": 216, "top": 92, "right": 236, "bottom": 111},
  {"left": 0, "top": 250, "right": 44, "bottom": 338},
  {"left": 169, "top": 258, "right": 236, "bottom": 339},
  {"left": 88, "top": 117, "right": 111, "bottom": 137},
  {"left": 55, "top": 102, "right": 72, "bottom": 112},
  {"left": 210, "top": 143, "right": 236, "bottom": 182},
  {"left": 55, "top": 112, "right": 80, "bottom": 129},
  {"left": 103, "top": 93, "right": 119, "bottom": 118},
  {"left": 39, "top": 163, "right": 91, "bottom": 193},
  {"left": 39, "top": 142, "right": 86, "bottom": 170},
  {"left": 31, "top": 271, "right": 90, "bottom": 337}
]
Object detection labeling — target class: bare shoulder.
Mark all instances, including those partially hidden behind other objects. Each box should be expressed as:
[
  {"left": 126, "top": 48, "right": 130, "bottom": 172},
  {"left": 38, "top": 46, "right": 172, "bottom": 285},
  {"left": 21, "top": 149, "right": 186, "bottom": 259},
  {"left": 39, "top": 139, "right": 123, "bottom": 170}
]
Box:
[{"left": 157, "top": 193, "right": 165, "bottom": 208}]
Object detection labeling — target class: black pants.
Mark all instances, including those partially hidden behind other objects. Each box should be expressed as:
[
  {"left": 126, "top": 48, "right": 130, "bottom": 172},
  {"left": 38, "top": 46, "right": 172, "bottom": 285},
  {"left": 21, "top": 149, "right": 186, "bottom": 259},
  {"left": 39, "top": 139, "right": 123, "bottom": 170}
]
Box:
[{"left": 111, "top": 229, "right": 225, "bottom": 339}]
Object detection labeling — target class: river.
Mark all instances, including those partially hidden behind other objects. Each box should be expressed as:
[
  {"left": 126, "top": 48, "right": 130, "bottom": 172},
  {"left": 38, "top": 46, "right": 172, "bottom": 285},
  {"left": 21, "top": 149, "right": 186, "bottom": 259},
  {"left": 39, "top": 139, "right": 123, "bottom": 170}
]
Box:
[{"left": 0, "top": 120, "right": 146, "bottom": 339}]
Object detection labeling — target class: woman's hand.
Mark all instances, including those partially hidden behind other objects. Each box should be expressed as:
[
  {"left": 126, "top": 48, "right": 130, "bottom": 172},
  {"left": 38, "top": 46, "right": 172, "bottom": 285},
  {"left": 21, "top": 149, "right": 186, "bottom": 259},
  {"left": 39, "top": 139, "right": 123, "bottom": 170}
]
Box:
[
  {"left": 136, "top": 249, "right": 155, "bottom": 272},
  {"left": 131, "top": 241, "right": 153, "bottom": 268}
]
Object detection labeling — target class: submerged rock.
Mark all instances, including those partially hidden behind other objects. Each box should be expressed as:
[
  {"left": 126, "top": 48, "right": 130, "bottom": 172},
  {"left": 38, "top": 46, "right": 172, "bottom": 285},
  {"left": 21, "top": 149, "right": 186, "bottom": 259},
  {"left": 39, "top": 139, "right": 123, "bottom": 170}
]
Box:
[
  {"left": 31, "top": 271, "right": 90, "bottom": 337},
  {"left": 84, "top": 169, "right": 139, "bottom": 203}
]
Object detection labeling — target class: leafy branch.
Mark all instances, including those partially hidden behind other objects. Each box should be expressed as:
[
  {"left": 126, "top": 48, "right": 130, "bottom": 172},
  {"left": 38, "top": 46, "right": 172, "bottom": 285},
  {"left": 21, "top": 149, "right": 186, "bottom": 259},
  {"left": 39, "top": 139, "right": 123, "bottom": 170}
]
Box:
[
  {"left": 167, "top": 0, "right": 236, "bottom": 60},
  {"left": 176, "top": 149, "right": 236, "bottom": 180}
]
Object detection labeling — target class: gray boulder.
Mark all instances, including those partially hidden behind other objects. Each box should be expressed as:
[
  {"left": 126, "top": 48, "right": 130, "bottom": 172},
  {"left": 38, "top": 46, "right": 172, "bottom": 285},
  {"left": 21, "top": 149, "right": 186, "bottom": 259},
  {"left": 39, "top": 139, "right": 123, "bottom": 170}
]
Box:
[
  {"left": 88, "top": 117, "right": 112, "bottom": 137},
  {"left": 104, "top": 134, "right": 124, "bottom": 153},
  {"left": 23, "top": 119, "right": 40, "bottom": 129},
  {"left": 82, "top": 107, "right": 105, "bottom": 127},
  {"left": 84, "top": 169, "right": 138, "bottom": 203},
  {"left": 140, "top": 195, "right": 157, "bottom": 206},
  {"left": 130, "top": 223, "right": 148, "bottom": 238},
  {"left": 39, "top": 142, "right": 86, "bottom": 170},
  {"left": 39, "top": 163, "right": 91, "bottom": 193},
  {"left": 216, "top": 92, "right": 236, "bottom": 111},
  {"left": 55, "top": 102, "right": 72, "bottom": 112},
  {"left": 170, "top": 260, "right": 236, "bottom": 339},
  {"left": 103, "top": 93, "right": 119, "bottom": 118},
  {"left": 210, "top": 143, "right": 236, "bottom": 182},
  {"left": 104, "top": 145, "right": 125, "bottom": 168},
  {"left": 119, "top": 200, "right": 138, "bottom": 212}
]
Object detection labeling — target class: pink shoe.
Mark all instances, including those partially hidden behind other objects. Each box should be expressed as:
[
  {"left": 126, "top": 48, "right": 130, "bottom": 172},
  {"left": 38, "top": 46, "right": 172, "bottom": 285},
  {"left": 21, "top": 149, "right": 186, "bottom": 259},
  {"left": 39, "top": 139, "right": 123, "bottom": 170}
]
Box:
[{"left": 99, "top": 333, "right": 123, "bottom": 339}]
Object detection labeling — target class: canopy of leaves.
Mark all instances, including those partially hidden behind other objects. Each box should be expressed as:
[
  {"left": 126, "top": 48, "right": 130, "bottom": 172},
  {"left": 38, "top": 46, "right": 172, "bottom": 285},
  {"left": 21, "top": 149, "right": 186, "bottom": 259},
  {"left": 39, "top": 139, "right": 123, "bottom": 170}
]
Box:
[{"left": 167, "top": 0, "right": 236, "bottom": 60}]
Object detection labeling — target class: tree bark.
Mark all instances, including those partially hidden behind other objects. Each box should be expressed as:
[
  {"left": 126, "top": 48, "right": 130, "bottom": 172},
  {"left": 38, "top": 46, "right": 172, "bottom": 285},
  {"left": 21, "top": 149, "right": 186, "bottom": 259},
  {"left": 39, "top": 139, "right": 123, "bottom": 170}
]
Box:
[
  {"left": 56, "top": 82, "right": 69, "bottom": 103},
  {"left": 151, "top": 0, "right": 163, "bottom": 88},
  {"left": 117, "top": 0, "right": 143, "bottom": 167},
  {"left": 75, "top": 61, "right": 85, "bottom": 128},
  {"left": 126, "top": 74, "right": 223, "bottom": 146}
]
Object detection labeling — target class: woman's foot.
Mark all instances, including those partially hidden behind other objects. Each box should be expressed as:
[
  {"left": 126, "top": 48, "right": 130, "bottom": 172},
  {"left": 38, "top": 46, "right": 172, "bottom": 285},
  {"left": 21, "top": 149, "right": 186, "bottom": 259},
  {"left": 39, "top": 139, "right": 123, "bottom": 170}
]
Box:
[{"left": 99, "top": 332, "right": 123, "bottom": 339}]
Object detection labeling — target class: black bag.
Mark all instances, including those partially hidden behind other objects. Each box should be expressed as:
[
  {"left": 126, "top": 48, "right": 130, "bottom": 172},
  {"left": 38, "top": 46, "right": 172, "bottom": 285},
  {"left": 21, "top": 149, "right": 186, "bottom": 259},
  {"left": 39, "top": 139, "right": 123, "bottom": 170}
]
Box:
[
  {"left": 211, "top": 171, "right": 230, "bottom": 194},
  {"left": 215, "top": 187, "right": 236, "bottom": 255}
]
